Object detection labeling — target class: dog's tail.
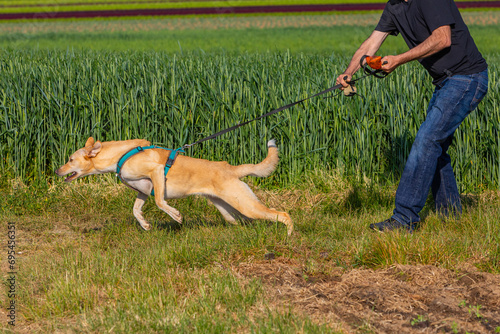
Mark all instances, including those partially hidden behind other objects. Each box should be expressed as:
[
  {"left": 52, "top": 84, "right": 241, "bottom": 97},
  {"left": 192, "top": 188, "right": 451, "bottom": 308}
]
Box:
[{"left": 234, "top": 139, "right": 279, "bottom": 179}]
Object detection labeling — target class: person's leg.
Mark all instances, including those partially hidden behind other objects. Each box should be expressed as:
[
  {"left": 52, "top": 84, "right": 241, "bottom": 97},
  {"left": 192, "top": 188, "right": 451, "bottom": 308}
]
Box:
[
  {"left": 391, "top": 92, "right": 445, "bottom": 226},
  {"left": 389, "top": 70, "right": 489, "bottom": 228},
  {"left": 431, "top": 134, "right": 461, "bottom": 217}
]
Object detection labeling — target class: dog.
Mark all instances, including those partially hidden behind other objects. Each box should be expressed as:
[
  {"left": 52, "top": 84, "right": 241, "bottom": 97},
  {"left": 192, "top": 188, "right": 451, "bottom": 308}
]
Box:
[{"left": 56, "top": 137, "right": 293, "bottom": 235}]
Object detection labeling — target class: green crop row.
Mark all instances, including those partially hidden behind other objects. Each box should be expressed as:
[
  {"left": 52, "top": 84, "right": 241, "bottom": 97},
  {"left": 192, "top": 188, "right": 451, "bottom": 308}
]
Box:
[{"left": 0, "top": 49, "right": 498, "bottom": 190}]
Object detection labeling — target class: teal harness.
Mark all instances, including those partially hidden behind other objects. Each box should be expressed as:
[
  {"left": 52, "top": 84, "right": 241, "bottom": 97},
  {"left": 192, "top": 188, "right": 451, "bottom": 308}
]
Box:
[{"left": 116, "top": 146, "right": 185, "bottom": 196}]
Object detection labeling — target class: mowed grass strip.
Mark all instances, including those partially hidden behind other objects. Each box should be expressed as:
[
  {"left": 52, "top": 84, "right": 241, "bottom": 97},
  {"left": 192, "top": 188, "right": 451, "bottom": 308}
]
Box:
[
  {"left": 1, "top": 11, "right": 499, "bottom": 40},
  {"left": 0, "top": 13, "right": 385, "bottom": 34},
  {"left": 1, "top": 172, "right": 499, "bottom": 332}
]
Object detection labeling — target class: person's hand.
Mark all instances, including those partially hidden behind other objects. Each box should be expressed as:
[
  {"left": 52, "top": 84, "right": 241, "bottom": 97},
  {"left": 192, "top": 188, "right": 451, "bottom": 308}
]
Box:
[
  {"left": 335, "top": 73, "right": 352, "bottom": 89},
  {"left": 380, "top": 55, "right": 401, "bottom": 73}
]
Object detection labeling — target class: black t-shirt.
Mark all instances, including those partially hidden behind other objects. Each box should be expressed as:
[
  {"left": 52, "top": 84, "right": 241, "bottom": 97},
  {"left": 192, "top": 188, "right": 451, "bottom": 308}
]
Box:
[{"left": 375, "top": 0, "right": 487, "bottom": 85}]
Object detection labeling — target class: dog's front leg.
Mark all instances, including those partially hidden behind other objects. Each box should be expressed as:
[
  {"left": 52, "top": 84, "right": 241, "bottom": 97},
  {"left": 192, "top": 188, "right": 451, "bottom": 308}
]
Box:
[
  {"left": 133, "top": 192, "right": 151, "bottom": 230},
  {"left": 151, "top": 168, "right": 183, "bottom": 223}
]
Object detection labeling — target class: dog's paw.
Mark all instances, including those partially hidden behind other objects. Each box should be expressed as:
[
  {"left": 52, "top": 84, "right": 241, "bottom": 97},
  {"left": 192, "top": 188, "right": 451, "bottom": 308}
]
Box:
[
  {"left": 139, "top": 222, "right": 151, "bottom": 230},
  {"left": 169, "top": 209, "right": 183, "bottom": 224}
]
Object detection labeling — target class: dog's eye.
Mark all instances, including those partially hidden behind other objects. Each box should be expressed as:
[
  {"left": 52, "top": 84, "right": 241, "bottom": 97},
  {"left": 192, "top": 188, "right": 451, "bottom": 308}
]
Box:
[{"left": 69, "top": 158, "right": 74, "bottom": 163}]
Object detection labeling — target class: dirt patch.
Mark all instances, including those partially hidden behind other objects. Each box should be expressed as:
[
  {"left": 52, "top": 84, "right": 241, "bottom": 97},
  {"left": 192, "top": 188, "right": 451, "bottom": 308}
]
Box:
[{"left": 236, "top": 259, "right": 500, "bottom": 333}]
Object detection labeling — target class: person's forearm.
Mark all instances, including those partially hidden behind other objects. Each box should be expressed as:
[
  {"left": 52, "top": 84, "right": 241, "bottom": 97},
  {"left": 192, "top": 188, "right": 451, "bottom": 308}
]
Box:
[
  {"left": 343, "top": 31, "right": 389, "bottom": 76},
  {"left": 397, "top": 25, "right": 451, "bottom": 65},
  {"left": 343, "top": 46, "right": 373, "bottom": 76},
  {"left": 381, "top": 25, "right": 452, "bottom": 73},
  {"left": 336, "top": 30, "right": 388, "bottom": 88}
]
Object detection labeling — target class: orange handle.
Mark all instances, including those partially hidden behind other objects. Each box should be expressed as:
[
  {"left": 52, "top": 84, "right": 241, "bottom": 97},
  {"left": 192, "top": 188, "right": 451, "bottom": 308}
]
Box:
[{"left": 366, "top": 56, "right": 383, "bottom": 70}]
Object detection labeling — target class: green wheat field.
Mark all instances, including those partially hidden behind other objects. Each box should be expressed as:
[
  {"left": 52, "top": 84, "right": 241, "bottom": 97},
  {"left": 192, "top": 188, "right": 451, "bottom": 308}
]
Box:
[{"left": 1, "top": 8, "right": 500, "bottom": 334}]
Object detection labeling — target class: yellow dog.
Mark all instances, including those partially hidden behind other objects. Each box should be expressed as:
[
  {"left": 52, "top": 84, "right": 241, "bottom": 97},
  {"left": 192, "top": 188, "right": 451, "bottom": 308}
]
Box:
[{"left": 56, "top": 137, "right": 292, "bottom": 235}]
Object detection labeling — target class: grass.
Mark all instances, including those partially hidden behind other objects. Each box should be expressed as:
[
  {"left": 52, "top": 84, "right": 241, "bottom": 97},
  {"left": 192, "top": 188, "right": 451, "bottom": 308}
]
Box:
[{"left": 1, "top": 171, "right": 499, "bottom": 332}]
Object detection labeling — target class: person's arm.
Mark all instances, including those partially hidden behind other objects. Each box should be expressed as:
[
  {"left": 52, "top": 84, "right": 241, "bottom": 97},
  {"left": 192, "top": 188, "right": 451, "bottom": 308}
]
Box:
[
  {"left": 336, "top": 30, "right": 390, "bottom": 88},
  {"left": 381, "top": 25, "right": 451, "bottom": 73}
]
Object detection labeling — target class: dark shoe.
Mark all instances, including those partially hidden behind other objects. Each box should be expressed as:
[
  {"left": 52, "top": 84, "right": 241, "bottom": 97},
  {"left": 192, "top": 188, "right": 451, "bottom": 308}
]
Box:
[{"left": 370, "top": 218, "right": 414, "bottom": 233}]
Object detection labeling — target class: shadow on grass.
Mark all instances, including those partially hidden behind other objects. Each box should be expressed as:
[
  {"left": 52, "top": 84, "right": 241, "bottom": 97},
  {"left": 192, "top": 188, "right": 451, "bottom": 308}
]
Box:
[
  {"left": 321, "top": 181, "right": 394, "bottom": 215},
  {"left": 152, "top": 216, "right": 233, "bottom": 232},
  {"left": 75, "top": 210, "right": 238, "bottom": 235},
  {"left": 419, "top": 192, "right": 483, "bottom": 223},
  {"left": 320, "top": 176, "right": 484, "bottom": 218}
]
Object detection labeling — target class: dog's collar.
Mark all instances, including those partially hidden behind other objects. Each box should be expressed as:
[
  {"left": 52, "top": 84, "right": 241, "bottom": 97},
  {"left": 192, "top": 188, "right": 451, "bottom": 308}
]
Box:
[{"left": 116, "top": 146, "right": 185, "bottom": 195}]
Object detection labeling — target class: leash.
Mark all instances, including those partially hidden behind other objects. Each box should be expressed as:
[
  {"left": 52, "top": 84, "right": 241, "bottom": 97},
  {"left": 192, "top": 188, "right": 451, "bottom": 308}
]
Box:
[
  {"left": 182, "top": 55, "right": 388, "bottom": 150},
  {"left": 182, "top": 83, "right": 345, "bottom": 149}
]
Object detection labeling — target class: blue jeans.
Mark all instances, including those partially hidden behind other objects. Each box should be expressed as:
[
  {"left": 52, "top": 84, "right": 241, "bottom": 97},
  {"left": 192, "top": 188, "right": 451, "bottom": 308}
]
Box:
[{"left": 392, "top": 69, "right": 489, "bottom": 227}]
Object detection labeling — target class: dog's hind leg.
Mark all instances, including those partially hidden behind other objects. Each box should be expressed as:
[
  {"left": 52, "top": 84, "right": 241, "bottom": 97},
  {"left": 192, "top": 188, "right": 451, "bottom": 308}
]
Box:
[
  {"left": 217, "top": 182, "right": 293, "bottom": 236},
  {"left": 151, "top": 167, "right": 183, "bottom": 223},
  {"left": 133, "top": 192, "right": 151, "bottom": 230},
  {"left": 207, "top": 196, "right": 247, "bottom": 224}
]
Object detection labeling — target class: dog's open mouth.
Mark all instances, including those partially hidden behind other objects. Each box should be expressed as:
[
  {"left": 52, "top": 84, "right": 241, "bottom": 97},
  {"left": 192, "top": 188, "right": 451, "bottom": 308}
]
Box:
[{"left": 65, "top": 172, "right": 78, "bottom": 182}]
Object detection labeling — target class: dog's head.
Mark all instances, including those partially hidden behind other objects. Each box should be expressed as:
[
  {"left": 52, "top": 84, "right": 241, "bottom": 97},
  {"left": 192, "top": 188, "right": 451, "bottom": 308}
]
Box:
[{"left": 56, "top": 137, "right": 102, "bottom": 182}]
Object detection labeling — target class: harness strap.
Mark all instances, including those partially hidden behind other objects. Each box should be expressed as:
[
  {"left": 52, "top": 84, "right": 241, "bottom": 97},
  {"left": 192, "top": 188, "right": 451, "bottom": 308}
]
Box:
[
  {"left": 116, "top": 145, "right": 184, "bottom": 196},
  {"left": 152, "top": 147, "right": 185, "bottom": 196},
  {"left": 117, "top": 145, "right": 156, "bottom": 175}
]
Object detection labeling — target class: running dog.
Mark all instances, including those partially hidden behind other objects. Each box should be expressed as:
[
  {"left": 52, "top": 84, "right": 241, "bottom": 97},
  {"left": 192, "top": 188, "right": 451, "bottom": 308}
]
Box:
[{"left": 56, "top": 137, "right": 293, "bottom": 235}]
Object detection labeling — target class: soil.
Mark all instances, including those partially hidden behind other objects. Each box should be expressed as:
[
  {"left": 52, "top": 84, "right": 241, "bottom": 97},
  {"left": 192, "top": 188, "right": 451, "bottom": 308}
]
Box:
[{"left": 236, "top": 258, "right": 500, "bottom": 333}]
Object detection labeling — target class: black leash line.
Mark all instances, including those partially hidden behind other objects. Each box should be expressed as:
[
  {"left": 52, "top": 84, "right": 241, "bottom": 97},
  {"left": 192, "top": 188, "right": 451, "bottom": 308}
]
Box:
[
  {"left": 183, "top": 83, "right": 340, "bottom": 149},
  {"left": 182, "top": 68, "right": 377, "bottom": 150}
]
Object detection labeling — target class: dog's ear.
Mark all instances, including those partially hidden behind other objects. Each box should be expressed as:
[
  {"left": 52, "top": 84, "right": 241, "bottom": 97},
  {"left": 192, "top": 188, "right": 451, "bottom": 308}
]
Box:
[
  {"left": 85, "top": 137, "right": 95, "bottom": 148},
  {"left": 85, "top": 141, "right": 102, "bottom": 158}
]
